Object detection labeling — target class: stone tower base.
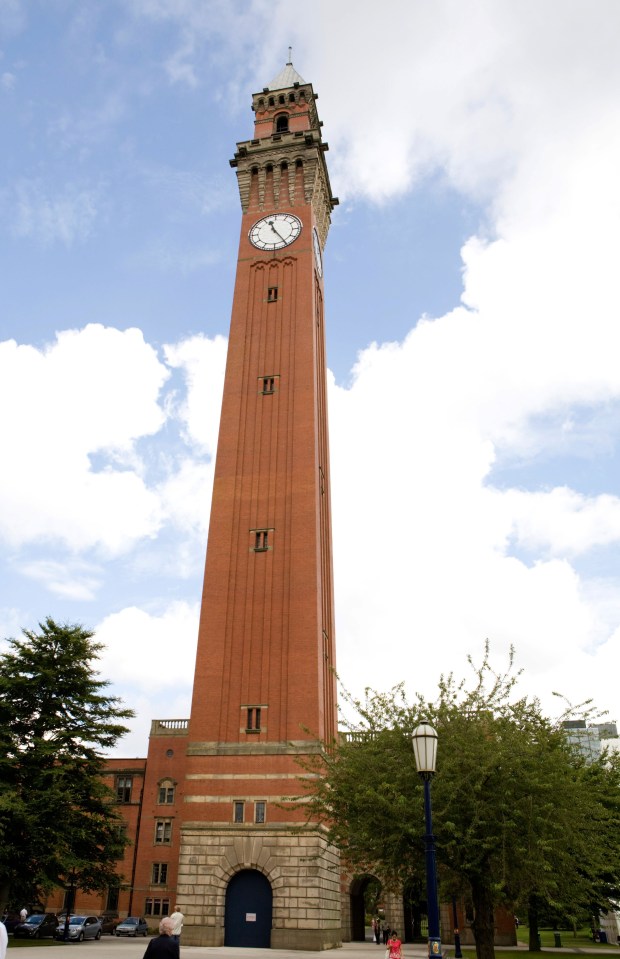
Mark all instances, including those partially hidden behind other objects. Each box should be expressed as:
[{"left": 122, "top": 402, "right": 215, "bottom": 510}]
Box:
[{"left": 178, "top": 822, "right": 342, "bottom": 950}]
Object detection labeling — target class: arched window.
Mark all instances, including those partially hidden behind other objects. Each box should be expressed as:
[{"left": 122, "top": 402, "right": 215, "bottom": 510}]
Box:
[
  {"left": 268, "top": 96, "right": 275, "bottom": 107},
  {"left": 278, "top": 94, "right": 285, "bottom": 104},
  {"left": 257, "top": 98, "right": 264, "bottom": 110},
  {"left": 275, "top": 114, "right": 289, "bottom": 133}
]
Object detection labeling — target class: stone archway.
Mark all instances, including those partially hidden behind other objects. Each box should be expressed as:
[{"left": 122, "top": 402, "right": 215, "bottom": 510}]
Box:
[{"left": 349, "top": 874, "right": 382, "bottom": 942}]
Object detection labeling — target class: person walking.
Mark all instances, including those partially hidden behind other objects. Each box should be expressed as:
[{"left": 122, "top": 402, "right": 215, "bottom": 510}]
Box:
[
  {"left": 387, "top": 930, "right": 402, "bottom": 959},
  {"left": 169, "top": 906, "right": 184, "bottom": 943},
  {"left": 382, "top": 919, "right": 390, "bottom": 945},
  {"left": 142, "top": 917, "right": 179, "bottom": 959}
]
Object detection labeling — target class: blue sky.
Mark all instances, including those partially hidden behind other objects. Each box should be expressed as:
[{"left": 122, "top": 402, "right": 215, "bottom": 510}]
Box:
[{"left": 1, "top": 0, "right": 619, "bottom": 754}]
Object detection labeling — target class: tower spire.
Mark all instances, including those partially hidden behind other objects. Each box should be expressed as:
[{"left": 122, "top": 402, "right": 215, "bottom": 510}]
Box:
[{"left": 266, "top": 58, "right": 306, "bottom": 90}]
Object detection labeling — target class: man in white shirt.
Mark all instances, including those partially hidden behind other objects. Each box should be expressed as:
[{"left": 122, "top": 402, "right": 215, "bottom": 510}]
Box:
[{"left": 169, "top": 907, "right": 184, "bottom": 942}]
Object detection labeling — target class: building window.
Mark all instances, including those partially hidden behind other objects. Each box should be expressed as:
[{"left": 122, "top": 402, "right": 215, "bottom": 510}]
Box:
[
  {"left": 154, "top": 819, "right": 172, "bottom": 844},
  {"left": 288, "top": 92, "right": 295, "bottom": 102},
  {"left": 252, "top": 529, "right": 270, "bottom": 552},
  {"left": 261, "top": 376, "right": 276, "bottom": 394},
  {"left": 145, "top": 898, "right": 170, "bottom": 917},
  {"left": 158, "top": 781, "right": 175, "bottom": 804},
  {"left": 255, "top": 801, "right": 266, "bottom": 824},
  {"left": 116, "top": 776, "right": 132, "bottom": 803},
  {"left": 275, "top": 113, "right": 289, "bottom": 133},
  {"left": 233, "top": 801, "right": 244, "bottom": 823},
  {"left": 106, "top": 887, "right": 120, "bottom": 912},
  {"left": 268, "top": 96, "right": 274, "bottom": 107},
  {"left": 267, "top": 286, "right": 278, "bottom": 302},
  {"left": 246, "top": 707, "right": 261, "bottom": 732},
  {"left": 151, "top": 863, "right": 168, "bottom": 885}
]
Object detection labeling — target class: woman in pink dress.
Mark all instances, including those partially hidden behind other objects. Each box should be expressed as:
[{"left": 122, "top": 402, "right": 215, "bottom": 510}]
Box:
[{"left": 387, "top": 931, "right": 402, "bottom": 959}]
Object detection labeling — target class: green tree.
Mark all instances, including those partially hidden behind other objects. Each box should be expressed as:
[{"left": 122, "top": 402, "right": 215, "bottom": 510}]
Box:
[
  {"left": 0, "top": 617, "right": 134, "bottom": 908},
  {"left": 300, "top": 646, "right": 620, "bottom": 959}
]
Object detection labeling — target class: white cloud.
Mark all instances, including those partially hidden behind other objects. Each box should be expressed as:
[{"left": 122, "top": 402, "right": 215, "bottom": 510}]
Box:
[
  {"left": 158, "top": 458, "right": 213, "bottom": 539},
  {"left": 164, "top": 333, "right": 227, "bottom": 455},
  {"left": 96, "top": 601, "right": 199, "bottom": 752},
  {"left": 1, "top": 70, "right": 15, "bottom": 89},
  {"left": 500, "top": 488, "right": 620, "bottom": 558},
  {"left": 11, "top": 179, "right": 101, "bottom": 246},
  {"left": 0, "top": 324, "right": 168, "bottom": 554},
  {"left": 17, "top": 559, "right": 103, "bottom": 601}
]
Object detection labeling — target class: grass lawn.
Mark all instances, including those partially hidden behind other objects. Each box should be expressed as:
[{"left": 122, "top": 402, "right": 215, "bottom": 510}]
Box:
[
  {"left": 516, "top": 925, "right": 617, "bottom": 949},
  {"left": 8, "top": 940, "right": 60, "bottom": 948}
]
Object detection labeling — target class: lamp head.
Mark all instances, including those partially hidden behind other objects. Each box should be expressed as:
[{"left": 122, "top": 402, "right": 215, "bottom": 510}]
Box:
[{"left": 411, "top": 720, "right": 438, "bottom": 776}]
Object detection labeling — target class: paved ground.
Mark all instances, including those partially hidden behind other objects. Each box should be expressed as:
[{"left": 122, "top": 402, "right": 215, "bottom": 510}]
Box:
[{"left": 8, "top": 939, "right": 620, "bottom": 959}]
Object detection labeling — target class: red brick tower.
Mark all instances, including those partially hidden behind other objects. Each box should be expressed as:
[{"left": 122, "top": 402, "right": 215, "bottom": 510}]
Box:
[{"left": 177, "top": 61, "right": 341, "bottom": 949}]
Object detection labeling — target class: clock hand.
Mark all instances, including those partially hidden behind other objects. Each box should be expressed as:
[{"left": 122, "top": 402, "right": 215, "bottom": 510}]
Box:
[{"left": 269, "top": 221, "right": 287, "bottom": 242}]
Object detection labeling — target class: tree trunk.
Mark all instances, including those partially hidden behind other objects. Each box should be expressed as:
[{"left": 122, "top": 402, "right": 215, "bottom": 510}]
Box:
[
  {"left": 0, "top": 881, "right": 10, "bottom": 912},
  {"left": 470, "top": 879, "right": 496, "bottom": 959},
  {"left": 528, "top": 897, "right": 541, "bottom": 951}
]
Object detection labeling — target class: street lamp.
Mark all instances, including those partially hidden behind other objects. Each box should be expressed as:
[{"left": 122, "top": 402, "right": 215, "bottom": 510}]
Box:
[{"left": 412, "top": 720, "right": 442, "bottom": 959}]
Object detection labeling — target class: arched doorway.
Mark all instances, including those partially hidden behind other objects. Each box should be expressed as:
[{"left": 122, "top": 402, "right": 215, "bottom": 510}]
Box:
[
  {"left": 350, "top": 874, "right": 383, "bottom": 942},
  {"left": 225, "top": 869, "right": 273, "bottom": 947}
]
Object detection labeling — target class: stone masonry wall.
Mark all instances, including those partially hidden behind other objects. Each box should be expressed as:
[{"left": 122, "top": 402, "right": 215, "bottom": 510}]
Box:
[{"left": 177, "top": 822, "right": 342, "bottom": 950}]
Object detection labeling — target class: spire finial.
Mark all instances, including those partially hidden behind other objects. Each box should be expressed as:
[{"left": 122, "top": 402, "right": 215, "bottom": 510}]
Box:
[{"left": 287, "top": 46, "right": 292, "bottom": 65}]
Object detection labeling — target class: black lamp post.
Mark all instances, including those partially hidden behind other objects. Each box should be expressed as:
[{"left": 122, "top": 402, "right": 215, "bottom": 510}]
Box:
[{"left": 412, "top": 720, "right": 442, "bottom": 959}]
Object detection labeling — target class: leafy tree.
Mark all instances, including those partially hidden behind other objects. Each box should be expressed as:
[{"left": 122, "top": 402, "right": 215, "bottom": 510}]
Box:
[
  {"left": 0, "top": 617, "right": 134, "bottom": 908},
  {"left": 299, "top": 646, "right": 620, "bottom": 959}
]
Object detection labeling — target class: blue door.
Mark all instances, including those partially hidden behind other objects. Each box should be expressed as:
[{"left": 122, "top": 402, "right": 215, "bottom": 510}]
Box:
[{"left": 225, "top": 869, "right": 273, "bottom": 947}]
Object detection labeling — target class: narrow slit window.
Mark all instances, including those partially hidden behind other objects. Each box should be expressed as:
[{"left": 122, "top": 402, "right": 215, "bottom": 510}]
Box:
[
  {"left": 255, "top": 801, "right": 266, "bottom": 824},
  {"left": 233, "top": 801, "right": 244, "bottom": 823},
  {"left": 268, "top": 286, "right": 278, "bottom": 303},
  {"left": 247, "top": 707, "right": 262, "bottom": 731},
  {"left": 254, "top": 530, "right": 268, "bottom": 551},
  {"left": 262, "top": 377, "right": 275, "bottom": 394}
]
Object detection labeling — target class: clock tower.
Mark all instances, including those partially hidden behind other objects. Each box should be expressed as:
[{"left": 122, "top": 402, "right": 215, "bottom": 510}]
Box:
[{"left": 177, "top": 61, "right": 341, "bottom": 949}]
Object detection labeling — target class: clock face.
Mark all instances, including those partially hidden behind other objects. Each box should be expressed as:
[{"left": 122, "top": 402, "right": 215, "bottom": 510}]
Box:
[
  {"left": 249, "top": 213, "right": 302, "bottom": 251},
  {"left": 312, "top": 227, "right": 323, "bottom": 277}
]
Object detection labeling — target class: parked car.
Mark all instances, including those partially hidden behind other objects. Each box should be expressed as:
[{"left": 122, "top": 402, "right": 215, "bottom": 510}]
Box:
[
  {"left": 54, "top": 915, "right": 102, "bottom": 941},
  {"left": 115, "top": 917, "right": 149, "bottom": 937},
  {"left": 98, "top": 914, "right": 119, "bottom": 935},
  {"left": 14, "top": 914, "right": 59, "bottom": 939},
  {"left": 1, "top": 914, "right": 22, "bottom": 935}
]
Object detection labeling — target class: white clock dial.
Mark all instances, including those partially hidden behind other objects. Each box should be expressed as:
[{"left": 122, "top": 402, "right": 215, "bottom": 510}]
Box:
[
  {"left": 312, "top": 227, "right": 323, "bottom": 277},
  {"left": 249, "top": 213, "right": 302, "bottom": 251}
]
